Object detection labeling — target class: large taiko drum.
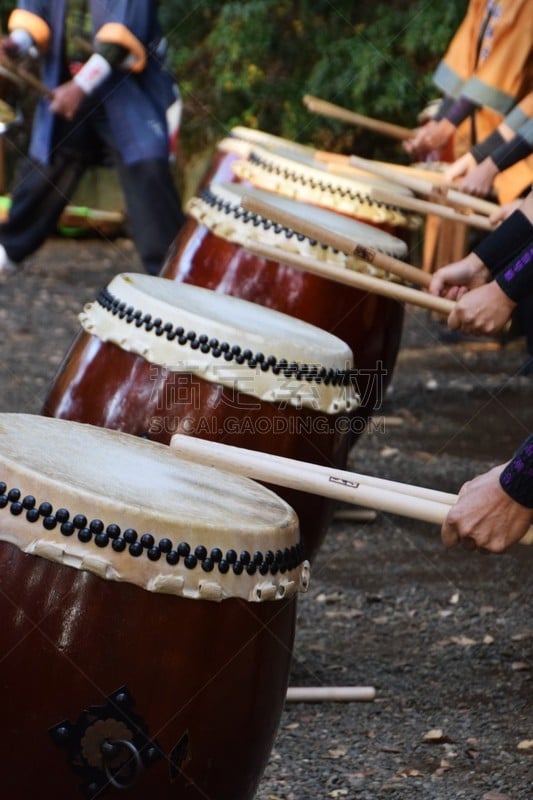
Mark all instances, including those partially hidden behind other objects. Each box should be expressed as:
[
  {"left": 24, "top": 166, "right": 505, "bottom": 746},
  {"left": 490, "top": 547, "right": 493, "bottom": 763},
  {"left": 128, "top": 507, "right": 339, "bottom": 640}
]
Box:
[
  {"left": 161, "top": 181, "right": 407, "bottom": 421},
  {"left": 229, "top": 142, "right": 420, "bottom": 243},
  {"left": 42, "top": 275, "right": 359, "bottom": 561},
  {"left": 191, "top": 125, "right": 316, "bottom": 195},
  {"left": 0, "top": 413, "right": 308, "bottom": 799}
]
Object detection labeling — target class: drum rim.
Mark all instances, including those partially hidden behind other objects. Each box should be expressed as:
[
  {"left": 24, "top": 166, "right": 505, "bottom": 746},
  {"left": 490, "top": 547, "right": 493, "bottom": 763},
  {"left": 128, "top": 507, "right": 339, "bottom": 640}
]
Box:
[
  {"left": 203, "top": 180, "right": 409, "bottom": 258},
  {"left": 80, "top": 275, "right": 360, "bottom": 414},
  {"left": 0, "top": 414, "right": 309, "bottom": 602}
]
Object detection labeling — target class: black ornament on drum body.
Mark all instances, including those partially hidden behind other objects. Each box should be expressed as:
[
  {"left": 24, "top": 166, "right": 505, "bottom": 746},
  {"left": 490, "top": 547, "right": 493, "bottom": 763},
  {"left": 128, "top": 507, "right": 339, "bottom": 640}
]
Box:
[{"left": 0, "top": 414, "right": 308, "bottom": 799}]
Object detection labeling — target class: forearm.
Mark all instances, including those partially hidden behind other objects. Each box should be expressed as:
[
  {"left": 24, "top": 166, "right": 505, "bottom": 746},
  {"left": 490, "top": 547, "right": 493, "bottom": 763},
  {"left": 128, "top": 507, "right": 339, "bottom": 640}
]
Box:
[{"left": 473, "top": 209, "right": 533, "bottom": 275}]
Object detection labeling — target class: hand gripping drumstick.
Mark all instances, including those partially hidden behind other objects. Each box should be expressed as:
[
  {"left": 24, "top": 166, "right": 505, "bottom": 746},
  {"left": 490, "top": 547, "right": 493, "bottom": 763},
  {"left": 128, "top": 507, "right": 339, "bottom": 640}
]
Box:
[
  {"left": 303, "top": 94, "right": 415, "bottom": 141},
  {"left": 348, "top": 154, "right": 500, "bottom": 218},
  {"left": 170, "top": 436, "right": 533, "bottom": 546},
  {"left": 239, "top": 194, "right": 455, "bottom": 316}
]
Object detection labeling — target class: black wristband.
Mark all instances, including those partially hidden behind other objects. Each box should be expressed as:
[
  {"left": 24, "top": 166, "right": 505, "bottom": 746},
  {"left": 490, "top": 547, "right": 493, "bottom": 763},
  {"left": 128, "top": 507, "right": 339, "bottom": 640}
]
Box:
[
  {"left": 495, "top": 243, "right": 533, "bottom": 301},
  {"left": 444, "top": 96, "right": 478, "bottom": 127},
  {"left": 471, "top": 130, "right": 505, "bottom": 163},
  {"left": 474, "top": 210, "right": 533, "bottom": 274},
  {"left": 492, "top": 135, "right": 533, "bottom": 172},
  {"left": 500, "top": 435, "right": 533, "bottom": 508},
  {"left": 434, "top": 96, "right": 456, "bottom": 121}
]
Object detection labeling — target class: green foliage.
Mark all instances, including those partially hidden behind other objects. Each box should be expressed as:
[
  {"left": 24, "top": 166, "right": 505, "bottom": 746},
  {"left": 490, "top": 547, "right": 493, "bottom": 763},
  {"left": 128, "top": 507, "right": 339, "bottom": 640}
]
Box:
[
  {"left": 161, "top": 0, "right": 467, "bottom": 160},
  {"left": 0, "top": 0, "right": 467, "bottom": 164}
]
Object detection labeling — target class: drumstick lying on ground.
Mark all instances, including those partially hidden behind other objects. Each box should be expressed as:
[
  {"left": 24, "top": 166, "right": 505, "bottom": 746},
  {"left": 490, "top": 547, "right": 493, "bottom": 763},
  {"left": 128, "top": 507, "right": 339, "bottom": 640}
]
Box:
[
  {"left": 170, "top": 436, "right": 533, "bottom": 546},
  {"left": 286, "top": 686, "right": 376, "bottom": 702},
  {"left": 240, "top": 193, "right": 432, "bottom": 289},
  {"left": 303, "top": 94, "right": 415, "bottom": 141}
]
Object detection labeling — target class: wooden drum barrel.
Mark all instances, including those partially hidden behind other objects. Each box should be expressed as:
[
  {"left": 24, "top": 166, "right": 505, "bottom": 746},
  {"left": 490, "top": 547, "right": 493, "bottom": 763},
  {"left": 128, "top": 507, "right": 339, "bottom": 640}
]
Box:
[
  {"left": 162, "top": 182, "right": 408, "bottom": 423},
  {"left": 0, "top": 413, "right": 308, "bottom": 799},
  {"left": 42, "top": 276, "right": 359, "bottom": 561}
]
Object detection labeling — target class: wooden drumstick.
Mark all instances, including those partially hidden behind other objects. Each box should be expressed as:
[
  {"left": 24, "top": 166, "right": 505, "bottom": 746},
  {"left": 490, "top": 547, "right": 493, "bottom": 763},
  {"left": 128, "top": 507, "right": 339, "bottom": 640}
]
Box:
[
  {"left": 286, "top": 686, "right": 376, "bottom": 702},
  {"left": 241, "top": 239, "right": 454, "bottom": 315},
  {"left": 303, "top": 94, "right": 415, "bottom": 141},
  {"left": 314, "top": 151, "right": 453, "bottom": 186},
  {"left": 371, "top": 188, "right": 495, "bottom": 232},
  {"left": 240, "top": 193, "right": 432, "bottom": 289},
  {"left": 348, "top": 154, "right": 500, "bottom": 217},
  {"left": 169, "top": 436, "right": 533, "bottom": 546},
  {"left": 171, "top": 435, "right": 455, "bottom": 509},
  {"left": 0, "top": 54, "right": 53, "bottom": 99}
]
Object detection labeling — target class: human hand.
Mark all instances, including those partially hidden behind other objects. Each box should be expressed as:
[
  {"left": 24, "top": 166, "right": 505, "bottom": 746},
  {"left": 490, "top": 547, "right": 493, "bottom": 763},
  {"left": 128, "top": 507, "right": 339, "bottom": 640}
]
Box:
[
  {"left": 459, "top": 157, "right": 498, "bottom": 198},
  {"left": 445, "top": 152, "right": 476, "bottom": 182},
  {"left": 428, "top": 252, "right": 490, "bottom": 299},
  {"left": 403, "top": 119, "right": 455, "bottom": 160},
  {"left": 447, "top": 280, "right": 516, "bottom": 335},
  {"left": 442, "top": 464, "right": 533, "bottom": 553},
  {"left": 0, "top": 36, "right": 21, "bottom": 60},
  {"left": 50, "top": 80, "right": 86, "bottom": 120}
]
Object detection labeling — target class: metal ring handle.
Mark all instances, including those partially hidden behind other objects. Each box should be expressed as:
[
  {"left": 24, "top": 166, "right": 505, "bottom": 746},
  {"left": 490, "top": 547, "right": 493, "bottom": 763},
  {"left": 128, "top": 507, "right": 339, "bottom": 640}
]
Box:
[{"left": 102, "top": 738, "right": 143, "bottom": 789}]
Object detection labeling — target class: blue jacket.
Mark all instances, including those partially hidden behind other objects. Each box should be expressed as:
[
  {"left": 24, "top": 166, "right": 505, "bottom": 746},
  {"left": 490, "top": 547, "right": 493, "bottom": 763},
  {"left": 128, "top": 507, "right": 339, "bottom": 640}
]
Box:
[{"left": 10, "top": 0, "right": 177, "bottom": 164}]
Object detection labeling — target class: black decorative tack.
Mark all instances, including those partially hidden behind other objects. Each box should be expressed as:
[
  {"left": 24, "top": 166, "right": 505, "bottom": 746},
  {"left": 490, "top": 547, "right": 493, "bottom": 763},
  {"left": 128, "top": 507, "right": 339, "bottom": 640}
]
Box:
[
  {"left": 0, "top": 478, "right": 305, "bottom": 577},
  {"left": 95, "top": 285, "right": 351, "bottom": 389}
]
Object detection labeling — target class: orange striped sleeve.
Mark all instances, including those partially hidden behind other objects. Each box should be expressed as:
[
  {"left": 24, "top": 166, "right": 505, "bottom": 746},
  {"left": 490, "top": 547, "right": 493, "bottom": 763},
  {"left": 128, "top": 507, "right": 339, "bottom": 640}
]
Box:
[
  {"left": 95, "top": 23, "right": 146, "bottom": 73},
  {"left": 8, "top": 9, "right": 50, "bottom": 53}
]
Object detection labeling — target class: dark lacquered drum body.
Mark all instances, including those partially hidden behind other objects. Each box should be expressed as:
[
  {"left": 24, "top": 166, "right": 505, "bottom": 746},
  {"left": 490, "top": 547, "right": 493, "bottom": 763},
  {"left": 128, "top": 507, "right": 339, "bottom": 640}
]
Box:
[
  {"left": 43, "top": 276, "right": 358, "bottom": 562},
  {"left": 0, "top": 414, "right": 308, "bottom": 799},
  {"left": 161, "top": 182, "right": 409, "bottom": 421}
]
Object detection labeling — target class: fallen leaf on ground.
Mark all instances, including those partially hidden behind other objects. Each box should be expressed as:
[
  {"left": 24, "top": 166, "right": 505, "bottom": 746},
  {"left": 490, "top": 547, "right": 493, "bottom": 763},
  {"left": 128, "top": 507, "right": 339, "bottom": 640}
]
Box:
[
  {"left": 517, "top": 739, "right": 533, "bottom": 750},
  {"left": 481, "top": 792, "right": 511, "bottom": 800},
  {"left": 423, "top": 729, "right": 455, "bottom": 744},
  {"left": 326, "top": 746, "right": 348, "bottom": 759}
]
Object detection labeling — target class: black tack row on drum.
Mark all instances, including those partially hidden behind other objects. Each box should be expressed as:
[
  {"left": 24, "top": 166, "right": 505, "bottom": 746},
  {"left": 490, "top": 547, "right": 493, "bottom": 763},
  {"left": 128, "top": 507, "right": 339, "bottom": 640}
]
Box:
[
  {"left": 97, "top": 287, "right": 351, "bottom": 387},
  {"left": 0, "top": 481, "right": 304, "bottom": 575},
  {"left": 201, "top": 186, "right": 324, "bottom": 244}
]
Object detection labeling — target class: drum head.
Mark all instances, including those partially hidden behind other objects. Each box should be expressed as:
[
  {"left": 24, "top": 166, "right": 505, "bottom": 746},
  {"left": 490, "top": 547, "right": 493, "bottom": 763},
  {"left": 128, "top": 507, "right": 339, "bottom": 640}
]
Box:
[
  {"left": 232, "top": 144, "right": 418, "bottom": 226},
  {"left": 0, "top": 414, "right": 307, "bottom": 601},
  {"left": 210, "top": 181, "right": 409, "bottom": 257},
  {"left": 80, "top": 274, "right": 359, "bottom": 414}
]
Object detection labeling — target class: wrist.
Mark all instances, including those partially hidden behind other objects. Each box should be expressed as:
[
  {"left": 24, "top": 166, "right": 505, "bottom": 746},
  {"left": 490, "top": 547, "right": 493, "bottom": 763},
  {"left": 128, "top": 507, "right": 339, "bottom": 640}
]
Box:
[
  {"left": 7, "top": 29, "right": 36, "bottom": 57},
  {"left": 73, "top": 52, "right": 112, "bottom": 95}
]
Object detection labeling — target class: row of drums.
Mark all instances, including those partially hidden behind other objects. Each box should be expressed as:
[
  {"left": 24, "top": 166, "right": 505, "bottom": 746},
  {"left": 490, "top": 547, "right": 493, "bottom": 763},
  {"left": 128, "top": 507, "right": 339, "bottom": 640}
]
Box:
[{"left": 1, "top": 128, "right": 422, "bottom": 797}]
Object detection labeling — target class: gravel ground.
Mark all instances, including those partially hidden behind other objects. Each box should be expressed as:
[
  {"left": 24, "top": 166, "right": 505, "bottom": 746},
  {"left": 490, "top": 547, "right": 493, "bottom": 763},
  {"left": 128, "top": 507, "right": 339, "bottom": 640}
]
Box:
[{"left": 0, "top": 237, "right": 532, "bottom": 800}]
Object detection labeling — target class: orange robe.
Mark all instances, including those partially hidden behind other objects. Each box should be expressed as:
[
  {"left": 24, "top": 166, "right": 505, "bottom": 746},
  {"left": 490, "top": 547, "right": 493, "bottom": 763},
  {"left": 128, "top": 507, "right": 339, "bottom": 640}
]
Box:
[{"left": 433, "top": 0, "right": 533, "bottom": 202}]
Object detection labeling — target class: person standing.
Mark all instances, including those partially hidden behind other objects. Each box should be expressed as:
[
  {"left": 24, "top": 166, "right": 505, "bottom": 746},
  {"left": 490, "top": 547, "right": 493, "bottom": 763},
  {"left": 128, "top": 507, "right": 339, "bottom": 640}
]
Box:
[{"left": 0, "top": 0, "right": 186, "bottom": 276}]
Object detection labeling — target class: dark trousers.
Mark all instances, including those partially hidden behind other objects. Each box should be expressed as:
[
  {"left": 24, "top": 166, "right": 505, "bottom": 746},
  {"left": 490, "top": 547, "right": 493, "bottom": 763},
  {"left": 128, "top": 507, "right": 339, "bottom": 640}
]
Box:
[{"left": 0, "top": 102, "right": 186, "bottom": 275}]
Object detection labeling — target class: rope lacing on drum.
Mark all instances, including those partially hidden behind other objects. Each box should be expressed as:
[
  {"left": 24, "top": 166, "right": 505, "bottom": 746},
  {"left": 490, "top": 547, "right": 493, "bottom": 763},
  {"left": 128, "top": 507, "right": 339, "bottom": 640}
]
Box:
[
  {"left": 247, "top": 151, "right": 396, "bottom": 212},
  {"left": 0, "top": 481, "right": 305, "bottom": 576},
  {"left": 96, "top": 288, "right": 352, "bottom": 388},
  {"left": 200, "top": 187, "right": 327, "bottom": 248}
]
